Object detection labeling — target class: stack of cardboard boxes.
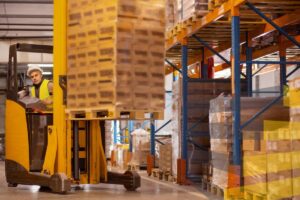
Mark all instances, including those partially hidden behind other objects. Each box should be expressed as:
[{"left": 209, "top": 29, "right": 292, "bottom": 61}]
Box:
[
  {"left": 67, "top": 0, "right": 165, "bottom": 112},
  {"left": 209, "top": 96, "right": 291, "bottom": 197},
  {"left": 289, "top": 77, "right": 300, "bottom": 199}
]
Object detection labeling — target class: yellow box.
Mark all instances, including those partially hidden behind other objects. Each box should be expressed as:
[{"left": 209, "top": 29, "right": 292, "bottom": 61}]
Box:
[
  {"left": 243, "top": 152, "right": 267, "bottom": 177},
  {"left": 268, "top": 176, "right": 293, "bottom": 199},
  {"left": 267, "top": 152, "right": 292, "bottom": 173}
]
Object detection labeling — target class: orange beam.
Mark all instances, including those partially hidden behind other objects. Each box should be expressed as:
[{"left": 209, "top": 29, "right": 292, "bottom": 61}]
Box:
[
  {"left": 215, "top": 34, "right": 300, "bottom": 72},
  {"left": 205, "top": 11, "right": 300, "bottom": 59},
  {"left": 166, "top": 0, "right": 246, "bottom": 50}
]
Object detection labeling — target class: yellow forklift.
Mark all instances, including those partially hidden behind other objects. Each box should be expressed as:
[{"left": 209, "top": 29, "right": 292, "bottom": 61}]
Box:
[
  {"left": 5, "top": 1, "right": 140, "bottom": 193},
  {"left": 5, "top": 42, "right": 140, "bottom": 193}
]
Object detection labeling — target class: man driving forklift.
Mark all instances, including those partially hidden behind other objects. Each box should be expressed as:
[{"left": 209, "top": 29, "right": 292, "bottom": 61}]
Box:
[
  {"left": 27, "top": 65, "right": 53, "bottom": 105},
  {"left": 18, "top": 65, "right": 53, "bottom": 109}
]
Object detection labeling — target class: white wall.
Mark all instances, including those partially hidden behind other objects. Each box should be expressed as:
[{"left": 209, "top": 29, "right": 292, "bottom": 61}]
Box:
[
  {"left": 0, "top": 40, "right": 53, "bottom": 64},
  {"left": 253, "top": 65, "right": 300, "bottom": 97}
]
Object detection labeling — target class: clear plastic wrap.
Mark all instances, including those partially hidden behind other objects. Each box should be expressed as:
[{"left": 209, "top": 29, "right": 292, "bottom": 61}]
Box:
[{"left": 130, "top": 128, "right": 150, "bottom": 166}]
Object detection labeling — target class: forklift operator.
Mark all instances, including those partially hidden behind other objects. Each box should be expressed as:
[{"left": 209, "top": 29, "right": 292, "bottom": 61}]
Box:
[{"left": 27, "top": 65, "right": 53, "bottom": 106}]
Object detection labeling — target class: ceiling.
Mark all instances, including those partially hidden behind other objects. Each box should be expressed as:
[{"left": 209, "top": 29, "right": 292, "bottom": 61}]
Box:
[{"left": 0, "top": 0, "right": 53, "bottom": 40}]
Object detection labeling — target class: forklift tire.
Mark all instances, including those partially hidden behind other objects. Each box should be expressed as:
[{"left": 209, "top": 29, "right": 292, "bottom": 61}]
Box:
[
  {"left": 7, "top": 183, "right": 18, "bottom": 187},
  {"left": 123, "top": 171, "right": 140, "bottom": 191}
]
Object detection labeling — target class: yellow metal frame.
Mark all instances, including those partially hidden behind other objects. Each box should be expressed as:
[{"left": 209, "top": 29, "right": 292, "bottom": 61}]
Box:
[{"left": 53, "top": 0, "right": 67, "bottom": 174}]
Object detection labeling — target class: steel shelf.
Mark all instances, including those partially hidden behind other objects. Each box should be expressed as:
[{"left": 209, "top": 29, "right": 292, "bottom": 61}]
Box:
[{"left": 165, "top": 0, "right": 300, "bottom": 181}]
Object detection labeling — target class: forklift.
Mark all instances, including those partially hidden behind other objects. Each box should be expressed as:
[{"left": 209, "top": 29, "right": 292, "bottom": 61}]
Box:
[{"left": 5, "top": 43, "right": 140, "bottom": 193}]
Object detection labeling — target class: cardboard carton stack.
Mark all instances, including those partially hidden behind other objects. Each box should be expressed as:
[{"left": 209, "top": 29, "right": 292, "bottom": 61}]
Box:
[
  {"left": 177, "top": 0, "right": 208, "bottom": 22},
  {"left": 209, "top": 95, "right": 291, "bottom": 197},
  {"left": 172, "top": 79, "right": 246, "bottom": 178},
  {"left": 67, "top": 0, "right": 165, "bottom": 112},
  {"left": 289, "top": 77, "right": 300, "bottom": 199}
]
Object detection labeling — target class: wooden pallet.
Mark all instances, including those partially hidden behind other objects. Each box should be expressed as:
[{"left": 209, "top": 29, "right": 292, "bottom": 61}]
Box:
[
  {"left": 151, "top": 168, "right": 175, "bottom": 182},
  {"left": 244, "top": 190, "right": 267, "bottom": 200},
  {"left": 127, "top": 163, "right": 140, "bottom": 171},
  {"left": 66, "top": 107, "right": 164, "bottom": 120}
]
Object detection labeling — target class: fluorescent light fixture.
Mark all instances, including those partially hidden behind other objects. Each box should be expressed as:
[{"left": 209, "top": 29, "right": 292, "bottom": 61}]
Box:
[
  {"left": 27, "top": 64, "right": 53, "bottom": 68},
  {"left": 42, "top": 72, "right": 52, "bottom": 75},
  {"left": 214, "top": 68, "right": 231, "bottom": 78}
]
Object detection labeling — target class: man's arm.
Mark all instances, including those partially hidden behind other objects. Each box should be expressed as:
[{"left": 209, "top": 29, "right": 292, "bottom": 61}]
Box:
[
  {"left": 48, "top": 81, "right": 53, "bottom": 95},
  {"left": 41, "top": 81, "right": 53, "bottom": 105}
]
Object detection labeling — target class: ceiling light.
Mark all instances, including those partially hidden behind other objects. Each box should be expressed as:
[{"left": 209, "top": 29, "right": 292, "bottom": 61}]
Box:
[
  {"left": 27, "top": 64, "right": 53, "bottom": 68},
  {"left": 42, "top": 72, "right": 52, "bottom": 75}
]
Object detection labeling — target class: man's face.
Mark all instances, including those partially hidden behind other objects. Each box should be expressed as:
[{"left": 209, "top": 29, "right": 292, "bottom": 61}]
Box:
[{"left": 30, "top": 70, "right": 43, "bottom": 85}]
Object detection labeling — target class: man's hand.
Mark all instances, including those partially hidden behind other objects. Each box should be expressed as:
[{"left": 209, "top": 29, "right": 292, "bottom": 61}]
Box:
[
  {"left": 17, "top": 90, "right": 28, "bottom": 99},
  {"left": 41, "top": 99, "right": 53, "bottom": 105}
]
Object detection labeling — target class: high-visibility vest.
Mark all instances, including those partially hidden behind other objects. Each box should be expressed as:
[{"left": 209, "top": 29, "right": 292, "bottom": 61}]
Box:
[{"left": 31, "top": 79, "right": 50, "bottom": 100}]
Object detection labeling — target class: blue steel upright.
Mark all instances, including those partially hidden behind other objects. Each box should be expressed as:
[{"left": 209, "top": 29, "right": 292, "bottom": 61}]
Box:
[
  {"left": 245, "top": 32, "right": 253, "bottom": 97},
  {"left": 128, "top": 121, "right": 134, "bottom": 152},
  {"left": 113, "top": 120, "right": 117, "bottom": 144},
  {"left": 150, "top": 115, "right": 155, "bottom": 156},
  {"left": 280, "top": 55, "right": 287, "bottom": 95},
  {"left": 232, "top": 15, "right": 241, "bottom": 166},
  {"left": 181, "top": 40, "right": 188, "bottom": 175}
]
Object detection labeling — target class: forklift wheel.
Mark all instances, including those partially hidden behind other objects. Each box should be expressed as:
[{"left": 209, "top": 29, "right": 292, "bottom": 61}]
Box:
[
  {"left": 123, "top": 171, "right": 140, "bottom": 191},
  {"left": 8, "top": 183, "right": 18, "bottom": 187}
]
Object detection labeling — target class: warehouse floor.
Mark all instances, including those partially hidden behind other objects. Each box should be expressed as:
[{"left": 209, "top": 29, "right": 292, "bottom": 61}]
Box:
[{"left": 0, "top": 161, "right": 220, "bottom": 200}]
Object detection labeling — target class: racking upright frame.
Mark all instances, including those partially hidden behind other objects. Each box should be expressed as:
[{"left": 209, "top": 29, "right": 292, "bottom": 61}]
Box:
[{"left": 165, "top": 0, "right": 300, "bottom": 181}]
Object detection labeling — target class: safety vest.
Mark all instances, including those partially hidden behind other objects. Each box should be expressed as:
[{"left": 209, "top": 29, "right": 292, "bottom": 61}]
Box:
[{"left": 31, "top": 79, "right": 50, "bottom": 100}]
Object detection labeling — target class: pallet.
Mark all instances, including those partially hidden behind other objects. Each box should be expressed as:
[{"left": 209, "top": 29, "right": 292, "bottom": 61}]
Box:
[
  {"left": 151, "top": 168, "right": 175, "bottom": 182},
  {"left": 66, "top": 107, "right": 164, "bottom": 120},
  {"left": 244, "top": 190, "right": 267, "bottom": 200},
  {"left": 127, "top": 163, "right": 140, "bottom": 171}
]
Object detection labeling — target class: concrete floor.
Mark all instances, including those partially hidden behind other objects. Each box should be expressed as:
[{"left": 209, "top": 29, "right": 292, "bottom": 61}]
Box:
[{"left": 0, "top": 161, "right": 220, "bottom": 200}]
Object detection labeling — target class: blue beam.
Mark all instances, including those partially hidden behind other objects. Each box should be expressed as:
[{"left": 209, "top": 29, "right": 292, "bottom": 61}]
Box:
[
  {"left": 246, "top": 32, "right": 253, "bottom": 96},
  {"left": 241, "top": 95, "right": 283, "bottom": 130},
  {"left": 193, "top": 34, "right": 231, "bottom": 65},
  {"left": 113, "top": 120, "right": 117, "bottom": 144},
  {"left": 128, "top": 121, "right": 134, "bottom": 152},
  {"left": 241, "top": 72, "right": 247, "bottom": 78},
  {"left": 165, "top": 58, "right": 182, "bottom": 74},
  {"left": 154, "top": 119, "right": 172, "bottom": 134},
  {"left": 187, "top": 115, "right": 207, "bottom": 132},
  {"left": 280, "top": 56, "right": 287, "bottom": 95},
  {"left": 287, "top": 64, "right": 300, "bottom": 78},
  {"left": 201, "top": 47, "right": 208, "bottom": 78},
  {"left": 188, "top": 139, "right": 209, "bottom": 151},
  {"left": 181, "top": 41, "right": 188, "bottom": 172},
  {"left": 241, "top": 61, "right": 300, "bottom": 65},
  {"left": 150, "top": 115, "right": 155, "bottom": 156},
  {"left": 232, "top": 15, "right": 241, "bottom": 165},
  {"left": 252, "top": 64, "right": 268, "bottom": 76},
  {"left": 246, "top": 1, "right": 300, "bottom": 48}
]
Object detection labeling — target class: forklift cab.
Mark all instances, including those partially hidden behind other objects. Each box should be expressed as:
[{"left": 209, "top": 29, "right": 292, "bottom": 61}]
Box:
[
  {"left": 5, "top": 43, "right": 69, "bottom": 192},
  {"left": 7, "top": 44, "right": 53, "bottom": 173}
]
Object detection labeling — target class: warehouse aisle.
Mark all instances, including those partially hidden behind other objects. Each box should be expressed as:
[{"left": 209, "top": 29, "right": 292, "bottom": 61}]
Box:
[{"left": 0, "top": 162, "right": 220, "bottom": 200}]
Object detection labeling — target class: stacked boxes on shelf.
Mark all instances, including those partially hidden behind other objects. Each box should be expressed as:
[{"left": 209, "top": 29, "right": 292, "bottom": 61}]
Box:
[
  {"left": 159, "top": 143, "right": 172, "bottom": 173},
  {"left": 130, "top": 129, "right": 150, "bottom": 167},
  {"left": 209, "top": 96, "right": 232, "bottom": 189},
  {"left": 166, "top": 0, "right": 178, "bottom": 31},
  {"left": 172, "top": 79, "right": 246, "bottom": 178},
  {"left": 67, "top": 0, "right": 165, "bottom": 112},
  {"left": 209, "top": 96, "right": 290, "bottom": 196},
  {"left": 176, "top": 0, "right": 208, "bottom": 22},
  {"left": 289, "top": 77, "right": 300, "bottom": 199}
]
